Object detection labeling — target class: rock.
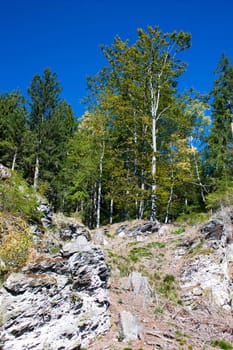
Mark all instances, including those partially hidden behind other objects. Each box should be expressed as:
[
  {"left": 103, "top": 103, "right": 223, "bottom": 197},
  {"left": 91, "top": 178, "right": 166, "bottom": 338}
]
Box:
[
  {"left": 61, "top": 236, "right": 91, "bottom": 257},
  {"left": 0, "top": 239, "right": 110, "bottom": 349},
  {"left": 180, "top": 255, "right": 232, "bottom": 310},
  {"left": 128, "top": 221, "right": 160, "bottom": 237},
  {"left": 200, "top": 219, "right": 224, "bottom": 241},
  {"left": 0, "top": 164, "right": 11, "bottom": 180},
  {"left": 36, "top": 196, "right": 53, "bottom": 228},
  {"left": 119, "top": 311, "right": 140, "bottom": 341},
  {"left": 93, "top": 230, "right": 109, "bottom": 246},
  {"left": 124, "top": 271, "right": 151, "bottom": 297}
]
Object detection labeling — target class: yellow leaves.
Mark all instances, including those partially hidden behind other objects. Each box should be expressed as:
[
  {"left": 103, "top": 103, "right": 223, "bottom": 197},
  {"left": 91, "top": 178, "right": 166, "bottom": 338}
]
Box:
[{"left": 0, "top": 213, "right": 32, "bottom": 273}]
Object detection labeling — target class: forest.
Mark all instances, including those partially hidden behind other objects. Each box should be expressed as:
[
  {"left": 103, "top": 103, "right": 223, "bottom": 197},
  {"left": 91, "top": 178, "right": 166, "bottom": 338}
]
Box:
[{"left": 0, "top": 26, "right": 233, "bottom": 229}]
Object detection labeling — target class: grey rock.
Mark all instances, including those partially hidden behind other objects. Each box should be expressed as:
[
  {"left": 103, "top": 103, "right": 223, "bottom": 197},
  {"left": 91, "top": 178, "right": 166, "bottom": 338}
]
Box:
[
  {"left": 180, "top": 254, "right": 232, "bottom": 310},
  {"left": 128, "top": 221, "right": 160, "bottom": 237},
  {"left": 0, "top": 164, "right": 11, "bottom": 180},
  {"left": 119, "top": 311, "right": 140, "bottom": 341},
  {"left": 124, "top": 271, "right": 151, "bottom": 297},
  {"left": 61, "top": 236, "right": 91, "bottom": 258},
  {"left": 0, "top": 239, "right": 110, "bottom": 349},
  {"left": 200, "top": 219, "right": 224, "bottom": 241}
]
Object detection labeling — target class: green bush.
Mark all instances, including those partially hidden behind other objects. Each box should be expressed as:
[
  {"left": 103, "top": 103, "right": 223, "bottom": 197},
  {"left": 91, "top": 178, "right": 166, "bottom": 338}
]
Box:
[
  {"left": 175, "top": 212, "right": 209, "bottom": 225},
  {"left": 0, "top": 172, "right": 41, "bottom": 222},
  {"left": 206, "top": 188, "right": 233, "bottom": 210}
]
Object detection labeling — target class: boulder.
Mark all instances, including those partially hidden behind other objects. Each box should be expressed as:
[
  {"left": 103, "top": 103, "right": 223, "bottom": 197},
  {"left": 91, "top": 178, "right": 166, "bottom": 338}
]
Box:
[
  {"left": 119, "top": 311, "right": 140, "bottom": 341},
  {"left": 128, "top": 221, "right": 160, "bottom": 237}
]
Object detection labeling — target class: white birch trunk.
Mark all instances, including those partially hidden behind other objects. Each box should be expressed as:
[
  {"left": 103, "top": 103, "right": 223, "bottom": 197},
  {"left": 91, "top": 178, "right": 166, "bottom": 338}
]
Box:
[
  {"left": 11, "top": 149, "right": 17, "bottom": 171},
  {"left": 139, "top": 174, "right": 145, "bottom": 220},
  {"left": 33, "top": 155, "right": 39, "bottom": 190},
  {"left": 96, "top": 141, "right": 105, "bottom": 229},
  {"left": 190, "top": 137, "right": 206, "bottom": 203},
  {"left": 165, "top": 171, "right": 175, "bottom": 224},
  {"left": 150, "top": 80, "right": 160, "bottom": 222},
  {"left": 110, "top": 198, "right": 113, "bottom": 225}
]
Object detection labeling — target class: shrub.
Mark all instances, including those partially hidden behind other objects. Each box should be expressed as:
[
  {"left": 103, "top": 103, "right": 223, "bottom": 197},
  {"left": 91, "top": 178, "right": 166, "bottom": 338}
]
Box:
[
  {"left": 0, "top": 172, "right": 41, "bottom": 222},
  {"left": 175, "top": 212, "right": 209, "bottom": 225},
  {"left": 0, "top": 213, "right": 32, "bottom": 274}
]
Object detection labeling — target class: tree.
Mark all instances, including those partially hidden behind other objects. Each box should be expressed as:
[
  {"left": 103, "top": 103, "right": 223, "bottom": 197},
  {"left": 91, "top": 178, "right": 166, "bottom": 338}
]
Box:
[
  {"left": 87, "top": 26, "right": 191, "bottom": 221},
  {"left": 28, "top": 68, "right": 62, "bottom": 190},
  {"left": 0, "top": 92, "right": 27, "bottom": 170},
  {"left": 27, "top": 68, "right": 76, "bottom": 207},
  {"left": 206, "top": 54, "right": 233, "bottom": 180}
]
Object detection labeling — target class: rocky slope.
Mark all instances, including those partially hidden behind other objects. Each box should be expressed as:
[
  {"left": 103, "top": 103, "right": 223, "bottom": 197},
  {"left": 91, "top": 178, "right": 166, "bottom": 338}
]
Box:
[
  {"left": 0, "top": 207, "right": 233, "bottom": 350},
  {"left": 0, "top": 215, "right": 110, "bottom": 350}
]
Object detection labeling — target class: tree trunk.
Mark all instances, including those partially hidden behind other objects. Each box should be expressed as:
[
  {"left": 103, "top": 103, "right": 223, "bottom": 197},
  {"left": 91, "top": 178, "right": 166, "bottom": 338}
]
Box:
[
  {"left": 33, "top": 155, "right": 39, "bottom": 190},
  {"left": 11, "top": 149, "right": 17, "bottom": 171},
  {"left": 96, "top": 141, "right": 105, "bottom": 229},
  {"left": 139, "top": 174, "right": 145, "bottom": 220},
  {"left": 110, "top": 198, "right": 113, "bottom": 225},
  {"left": 165, "top": 172, "right": 175, "bottom": 224},
  {"left": 190, "top": 137, "right": 206, "bottom": 203},
  {"left": 151, "top": 104, "right": 158, "bottom": 221}
]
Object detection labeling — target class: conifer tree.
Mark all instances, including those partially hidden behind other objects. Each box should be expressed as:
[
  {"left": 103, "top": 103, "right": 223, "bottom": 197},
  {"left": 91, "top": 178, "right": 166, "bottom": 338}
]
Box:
[
  {"left": 206, "top": 55, "right": 233, "bottom": 183},
  {"left": 27, "top": 68, "right": 76, "bottom": 207},
  {"left": 0, "top": 92, "right": 27, "bottom": 170}
]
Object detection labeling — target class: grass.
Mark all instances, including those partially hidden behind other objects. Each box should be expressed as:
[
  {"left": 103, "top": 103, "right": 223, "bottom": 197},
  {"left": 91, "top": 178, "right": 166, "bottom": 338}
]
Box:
[
  {"left": 172, "top": 227, "right": 185, "bottom": 235},
  {"left": 129, "top": 246, "right": 153, "bottom": 262},
  {"left": 210, "top": 340, "right": 233, "bottom": 350},
  {"left": 187, "top": 240, "right": 214, "bottom": 257},
  {"left": 146, "top": 241, "right": 166, "bottom": 248}
]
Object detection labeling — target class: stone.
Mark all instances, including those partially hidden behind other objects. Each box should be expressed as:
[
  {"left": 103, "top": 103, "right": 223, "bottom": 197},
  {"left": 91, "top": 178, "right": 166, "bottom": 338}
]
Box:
[
  {"left": 128, "top": 221, "right": 160, "bottom": 237},
  {"left": 0, "top": 164, "right": 11, "bottom": 180},
  {"left": 61, "top": 236, "right": 91, "bottom": 257},
  {"left": 119, "top": 311, "right": 139, "bottom": 341},
  {"left": 125, "top": 271, "right": 151, "bottom": 297},
  {"left": 180, "top": 254, "right": 232, "bottom": 310}
]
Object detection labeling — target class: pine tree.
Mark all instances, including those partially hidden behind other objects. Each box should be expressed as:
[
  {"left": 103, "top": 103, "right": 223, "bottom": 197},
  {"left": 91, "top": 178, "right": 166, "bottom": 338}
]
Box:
[
  {"left": 207, "top": 54, "right": 233, "bottom": 180},
  {"left": 0, "top": 92, "right": 27, "bottom": 170},
  {"left": 27, "top": 68, "right": 76, "bottom": 207}
]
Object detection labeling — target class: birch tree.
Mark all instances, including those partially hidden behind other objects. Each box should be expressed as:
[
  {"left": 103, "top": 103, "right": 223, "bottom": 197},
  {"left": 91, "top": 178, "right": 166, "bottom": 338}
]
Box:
[{"left": 99, "top": 26, "right": 191, "bottom": 221}]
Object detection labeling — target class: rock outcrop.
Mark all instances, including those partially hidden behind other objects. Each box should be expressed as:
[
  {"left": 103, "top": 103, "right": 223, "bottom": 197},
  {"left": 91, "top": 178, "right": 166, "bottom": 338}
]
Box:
[
  {"left": 0, "top": 219, "right": 110, "bottom": 349},
  {"left": 179, "top": 207, "right": 233, "bottom": 311},
  {"left": 0, "top": 164, "right": 11, "bottom": 180}
]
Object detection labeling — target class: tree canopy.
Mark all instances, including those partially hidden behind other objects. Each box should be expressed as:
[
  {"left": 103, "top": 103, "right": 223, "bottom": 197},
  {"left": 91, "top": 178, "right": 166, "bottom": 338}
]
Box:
[{"left": 0, "top": 26, "right": 232, "bottom": 228}]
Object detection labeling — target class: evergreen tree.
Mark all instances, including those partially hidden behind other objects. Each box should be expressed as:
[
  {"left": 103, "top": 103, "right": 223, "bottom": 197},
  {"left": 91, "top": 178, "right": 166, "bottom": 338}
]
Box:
[
  {"left": 0, "top": 92, "right": 27, "bottom": 170},
  {"left": 206, "top": 54, "right": 233, "bottom": 180},
  {"left": 27, "top": 68, "right": 76, "bottom": 208}
]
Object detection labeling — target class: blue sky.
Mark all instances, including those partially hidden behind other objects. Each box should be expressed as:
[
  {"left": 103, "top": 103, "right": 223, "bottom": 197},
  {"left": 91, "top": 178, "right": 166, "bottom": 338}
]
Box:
[{"left": 0, "top": 0, "right": 232, "bottom": 117}]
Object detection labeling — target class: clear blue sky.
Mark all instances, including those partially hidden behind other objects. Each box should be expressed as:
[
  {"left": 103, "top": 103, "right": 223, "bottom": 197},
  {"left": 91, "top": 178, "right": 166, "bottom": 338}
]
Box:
[{"left": 0, "top": 0, "right": 232, "bottom": 117}]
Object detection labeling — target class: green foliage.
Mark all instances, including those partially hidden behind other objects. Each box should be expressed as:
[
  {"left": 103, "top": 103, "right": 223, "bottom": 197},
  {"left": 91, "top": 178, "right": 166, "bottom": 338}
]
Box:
[
  {"left": 205, "top": 54, "right": 233, "bottom": 180},
  {"left": 157, "top": 274, "right": 178, "bottom": 301},
  {"left": 175, "top": 212, "right": 209, "bottom": 225},
  {"left": 206, "top": 180, "right": 233, "bottom": 210},
  {"left": 146, "top": 241, "right": 166, "bottom": 248},
  {"left": 0, "top": 172, "right": 41, "bottom": 222},
  {"left": 129, "top": 246, "right": 153, "bottom": 262},
  {"left": 0, "top": 213, "right": 32, "bottom": 274},
  {"left": 172, "top": 227, "right": 185, "bottom": 235},
  {"left": 210, "top": 339, "right": 233, "bottom": 350},
  {"left": 27, "top": 68, "right": 76, "bottom": 209},
  {"left": 0, "top": 92, "right": 27, "bottom": 169}
]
